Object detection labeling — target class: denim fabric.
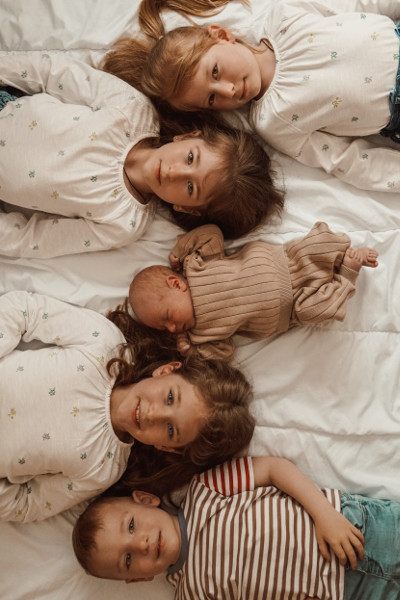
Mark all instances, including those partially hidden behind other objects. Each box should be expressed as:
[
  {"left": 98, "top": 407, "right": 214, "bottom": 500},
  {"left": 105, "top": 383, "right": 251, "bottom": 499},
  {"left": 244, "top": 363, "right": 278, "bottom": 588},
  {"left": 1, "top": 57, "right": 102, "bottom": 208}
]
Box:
[
  {"left": 342, "top": 492, "right": 400, "bottom": 599},
  {"left": 380, "top": 23, "right": 400, "bottom": 143},
  {"left": 0, "top": 88, "right": 17, "bottom": 110}
]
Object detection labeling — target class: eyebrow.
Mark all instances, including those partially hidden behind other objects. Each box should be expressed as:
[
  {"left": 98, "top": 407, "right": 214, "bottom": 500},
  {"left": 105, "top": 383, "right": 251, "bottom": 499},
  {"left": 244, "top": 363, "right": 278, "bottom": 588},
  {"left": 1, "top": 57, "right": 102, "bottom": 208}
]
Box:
[{"left": 174, "top": 385, "right": 182, "bottom": 445}]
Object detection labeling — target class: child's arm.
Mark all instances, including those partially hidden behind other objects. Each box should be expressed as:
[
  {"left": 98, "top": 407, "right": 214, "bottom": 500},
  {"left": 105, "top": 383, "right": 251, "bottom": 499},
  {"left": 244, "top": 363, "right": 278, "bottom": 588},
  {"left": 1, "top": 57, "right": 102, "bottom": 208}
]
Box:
[
  {"left": 170, "top": 224, "right": 225, "bottom": 268},
  {"left": 0, "top": 51, "right": 146, "bottom": 108},
  {"left": 252, "top": 457, "right": 365, "bottom": 569}
]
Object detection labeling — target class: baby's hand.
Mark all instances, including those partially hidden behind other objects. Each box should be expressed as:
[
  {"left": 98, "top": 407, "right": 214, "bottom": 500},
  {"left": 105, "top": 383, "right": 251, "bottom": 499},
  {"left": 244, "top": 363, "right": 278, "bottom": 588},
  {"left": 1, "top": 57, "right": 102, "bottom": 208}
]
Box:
[
  {"left": 176, "top": 332, "right": 191, "bottom": 354},
  {"left": 315, "top": 506, "right": 365, "bottom": 569},
  {"left": 168, "top": 252, "right": 181, "bottom": 271}
]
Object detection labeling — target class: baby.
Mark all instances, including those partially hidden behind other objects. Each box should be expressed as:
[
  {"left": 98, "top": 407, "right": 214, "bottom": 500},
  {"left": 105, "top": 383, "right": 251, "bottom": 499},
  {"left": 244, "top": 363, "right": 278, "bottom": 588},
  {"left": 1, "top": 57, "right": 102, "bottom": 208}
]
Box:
[
  {"left": 72, "top": 455, "right": 400, "bottom": 598},
  {"left": 129, "top": 223, "right": 378, "bottom": 359}
]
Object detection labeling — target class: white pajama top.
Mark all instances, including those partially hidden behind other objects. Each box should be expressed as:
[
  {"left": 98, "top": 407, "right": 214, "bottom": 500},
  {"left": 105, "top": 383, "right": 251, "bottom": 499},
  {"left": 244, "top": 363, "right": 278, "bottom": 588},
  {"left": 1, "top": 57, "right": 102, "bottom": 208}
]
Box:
[
  {"left": 250, "top": 0, "right": 400, "bottom": 192},
  {"left": 0, "top": 291, "right": 133, "bottom": 522},
  {"left": 0, "top": 53, "right": 158, "bottom": 257}
]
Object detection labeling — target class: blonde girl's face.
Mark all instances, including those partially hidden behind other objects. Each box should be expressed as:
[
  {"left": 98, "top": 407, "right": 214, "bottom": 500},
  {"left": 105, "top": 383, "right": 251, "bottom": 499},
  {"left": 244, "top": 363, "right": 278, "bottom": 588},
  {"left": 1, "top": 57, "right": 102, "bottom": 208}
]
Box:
[{"left": 172, "top": 26, "right": 263, "bottom": 112}]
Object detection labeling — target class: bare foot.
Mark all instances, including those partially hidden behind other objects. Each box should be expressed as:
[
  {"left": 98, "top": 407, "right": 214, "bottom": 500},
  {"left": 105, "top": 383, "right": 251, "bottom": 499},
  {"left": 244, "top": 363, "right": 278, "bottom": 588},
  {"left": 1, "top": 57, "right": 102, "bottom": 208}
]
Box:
[{"left": 343, "top": 247, "right": 378, "bottom": 272}]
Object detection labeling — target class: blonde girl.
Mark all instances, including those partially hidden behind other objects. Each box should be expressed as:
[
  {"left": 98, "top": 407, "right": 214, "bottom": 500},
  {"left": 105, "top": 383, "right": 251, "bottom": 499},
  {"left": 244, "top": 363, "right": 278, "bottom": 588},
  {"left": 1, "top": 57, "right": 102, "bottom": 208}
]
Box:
[
  {"left": 0, "top": 53, "right": 284, "bottom": 254},
  {"left": 0, "top": 291, "right": 254, "bottom": 522},
  {"left": 103, "top": 0, "right": 400, "bottom": 194}
]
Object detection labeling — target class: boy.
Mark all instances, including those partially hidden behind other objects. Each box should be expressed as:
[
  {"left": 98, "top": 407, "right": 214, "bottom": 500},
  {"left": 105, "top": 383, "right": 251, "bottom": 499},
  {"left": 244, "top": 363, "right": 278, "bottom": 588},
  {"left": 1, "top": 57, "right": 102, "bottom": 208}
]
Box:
[
  {"left": 129, "top": 223, "right": 378, "bottom": 359},
  {"left": 72, "top": 455, "right": 400, "bottom": 599}
]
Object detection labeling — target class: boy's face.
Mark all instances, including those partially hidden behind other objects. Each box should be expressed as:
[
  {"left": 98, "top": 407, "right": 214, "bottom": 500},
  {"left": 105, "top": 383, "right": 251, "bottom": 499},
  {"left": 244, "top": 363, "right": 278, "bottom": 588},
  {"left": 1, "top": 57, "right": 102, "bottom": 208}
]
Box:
[
  {"left": 89, "top": 492, "right": 181, "bottom": 583},
  {"left": 135, "top": 274, "right": 195, "bottom": 334}
]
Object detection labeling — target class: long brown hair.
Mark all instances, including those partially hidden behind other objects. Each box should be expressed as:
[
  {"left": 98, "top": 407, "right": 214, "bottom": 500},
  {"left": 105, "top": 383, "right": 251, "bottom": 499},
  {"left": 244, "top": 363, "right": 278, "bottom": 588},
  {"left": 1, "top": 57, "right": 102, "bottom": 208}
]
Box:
[{"left": 107, "top": 300, "right": 255, "bottom": 496}]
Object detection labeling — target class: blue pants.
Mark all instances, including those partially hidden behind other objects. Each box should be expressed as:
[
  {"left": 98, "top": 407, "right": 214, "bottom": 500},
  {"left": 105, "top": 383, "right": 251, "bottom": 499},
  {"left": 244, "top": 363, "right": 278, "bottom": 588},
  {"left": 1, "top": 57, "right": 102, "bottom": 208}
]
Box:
[
  {"left": 342, "top": 492, "right": 400, "bottom": 599},
  {"left": 0, "top": 86, "right": 23, "bottom": 110},
  {"left": 380, "top": 23, "right": 400, "bottom": 144}
]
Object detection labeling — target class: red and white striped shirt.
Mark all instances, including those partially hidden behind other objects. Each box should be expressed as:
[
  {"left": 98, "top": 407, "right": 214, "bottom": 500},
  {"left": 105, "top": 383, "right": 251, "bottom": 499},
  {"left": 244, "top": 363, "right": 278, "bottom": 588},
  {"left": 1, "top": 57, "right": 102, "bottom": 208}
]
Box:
[{"left": 168, "top": 457, "right": 344, "bottom": 599}]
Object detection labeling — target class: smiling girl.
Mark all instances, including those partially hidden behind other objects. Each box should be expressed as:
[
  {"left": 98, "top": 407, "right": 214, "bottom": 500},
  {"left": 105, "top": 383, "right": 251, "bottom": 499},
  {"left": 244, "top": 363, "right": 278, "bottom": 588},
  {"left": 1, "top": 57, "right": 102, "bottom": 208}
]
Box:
[
  {"left": 0, "top": 291, "right": 254, "bottom": 522},
  {"left": 105, "top": 0, "right": 400, "bottom": 194},
  {"left": 0, "top": 52, "right": 284, "bottom": 255}
]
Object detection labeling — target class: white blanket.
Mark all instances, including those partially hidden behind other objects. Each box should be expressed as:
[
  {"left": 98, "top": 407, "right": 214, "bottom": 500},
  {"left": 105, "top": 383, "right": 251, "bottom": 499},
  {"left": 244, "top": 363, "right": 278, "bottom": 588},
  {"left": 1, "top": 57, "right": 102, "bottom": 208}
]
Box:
[{"left": 1, "top": 1, "right": 400, "bottom": 598}]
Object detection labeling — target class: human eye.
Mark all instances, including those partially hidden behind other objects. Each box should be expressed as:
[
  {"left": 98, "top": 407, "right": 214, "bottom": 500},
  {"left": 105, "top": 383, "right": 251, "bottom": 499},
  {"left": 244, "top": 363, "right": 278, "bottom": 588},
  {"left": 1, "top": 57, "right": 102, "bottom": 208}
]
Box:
[
  {"left": 187, "top": 181, "right": 194, "bottom": 196},
  {"left": 126, "top": 552, "right": 132, "bottom": 569},
  {"left": 212, "top": 64, "right": 218, "bottom": 79},
  {"left": 129, "top": 518, "right": 134, "bottom": 534},
  {"left": 208, "top": 93, "right": 215, "bottom": 107},
  {"left": 187, "top": 151, "right": 193, "bottom": 165},
  {"left": 167, "top": 390, "right": 174, "bottom": 405},
  {"left": 167, "top": 423, "right": 174, "bottom": 439}
]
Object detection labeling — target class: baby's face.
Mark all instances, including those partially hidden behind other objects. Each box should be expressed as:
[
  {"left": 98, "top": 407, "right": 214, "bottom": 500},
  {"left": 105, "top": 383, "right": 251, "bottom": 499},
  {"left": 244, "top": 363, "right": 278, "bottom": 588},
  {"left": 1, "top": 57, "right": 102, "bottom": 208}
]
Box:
[
  {"left": 88, "top": 493, "right": 181, "bottom": 583},
  {"left": 136, "top": 282, "right": 195, "bottom": 334}
]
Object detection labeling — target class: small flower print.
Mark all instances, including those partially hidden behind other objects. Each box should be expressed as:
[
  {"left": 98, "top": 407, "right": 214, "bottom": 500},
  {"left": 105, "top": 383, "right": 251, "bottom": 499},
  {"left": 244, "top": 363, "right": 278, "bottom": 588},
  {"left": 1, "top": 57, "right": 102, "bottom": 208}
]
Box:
[
  {"left": 111, "top": 189, "right": 118, "bottom": 197},
  {"left": 8, "top": 408, "right": 16, "bottom": 419},
  {"left": 291, "top": 114, "right": 299, "bottom": 122},
  {"left": 27, "top": 486, "right": 32, "bottom": 494},
  {"left": 92, "top": 331, "right": 100, "bottom": 337},
  {"left": 80, "top": 452, "right": 87, "bottom": 460},
  {"left": 332, "top": 97, "right": 342, "bottom": 108},
  {"left": 303, "top": 75, "right": 310, "bottom": 82},
  {"left": 29, "top": 121, "right": 37, "bottom": 131},
  {"left": 97, "top": 355, "right": 105, "bottom": 365},
  {"left": 129, "top": 219, "right": 136, "bottom": 228},
  {"left": 45, "top": 501, "right": 52, "bottom": 511},
  {"left": 67, "top": 482, "right": 73, "bottom": 491},
  {"left": 0, "top": 140, "right": 5, "bottom": 147},
  {"left": 16, "top": 366, "right": 24, "bottom": 372},
  {"left": 86, "top": 211, "right": 92, "bottom": 217},
  {"left": 53, "top": 336, "right": 60, "bottom": 342},
  {"left": 125, "top": 131, "right": 131, "bottom": 138},
  {"left": 364, "top": 77, "right": 372, "bottom": 84},
  {"left": 51, "top": 191, "right": 59, "bottom": 200},
  {"left": 307, "top": 33, "right": 315, "bottom": 43},
  {"left": 322, "top": 144, "right": 329, "bottom": 151},
  {"left": 0, "top": 331, "right": 3, "bottom": 338},
  {"left": 48, "top": 351, "right": 57, "bottom": 357},
  {"left": 42, "top": 433, "right": 50, "bottom": 441},
  {"left": 73, "top": 116, "right": 80, "bottom": 121},
  {"left": 84, "top": 240, "right": 91, "bottom": 247},
  {"left": 21, "top": 70, "right": 28, "bottom": 78},
  {"left": 15, "top": 510, "right": 23, "bottom": 518},
  {"left": 58, "top": 150, "right": 65, "bottom": 156},
  {"left": 71, "top": 407, "right": 79, "bottom": 417},
  {"left": 90, "top": 176, "right": 97, "bottom": 182},
  {"left": 29, "top": 170, "right": 35, "bottom": 178},
  {"left": 387, "top": 181, "right": 395, "bottom": 189},
  {"left": 330, "top": 52, "right": 338, "bottom": 59},
  {"left": 22, "top": 310, "right": 27, "bottom": 317},
  {"left": 58, "top": 83, "right": 63, "bottom": 90},
  {"left": 42, "top": 312, "right": 49, "bottom": 319},
  {"left": 336, "top": 22, "right": 343, "bottom": 27},
  {"left": 18, "top": 458, "right": 26, "bottom": 465},
  {"left": 362, "top": 154, "right": 369, "bottom": 160},
  {"left": 107, "top": 451, "right": 114, "bottom": 459},
  {"left": 394, "top": 53, "right": 400, "bottom": 62},
  {"left": 52, "top": 218, "right": 59, "bottom": 224},
  {"left": 15, "top": 103, "right": 22, "bottom": 109},
  {"left": 360, "top": 13, "right": 366, "bottom": 19},
  {"left": 89, "top": 132, "right": 97, "bottom": 142},
  {"left": 371, "top": 32, "right": 378, "bottom": 40},
  {"left": 31, "top": 244, "right": 39, "bottom": 250},
  {"left": 92, "top": 106, "right": 101, "bottom": 112},
  {"left": 77, "top": 364, "right": 85, "bottom": 372},
  {"left": 351, "top": 116, "right": 359, "bottom": 122},
  {"left": 49, "top": 387, "right": 56, "bottom": 396}
]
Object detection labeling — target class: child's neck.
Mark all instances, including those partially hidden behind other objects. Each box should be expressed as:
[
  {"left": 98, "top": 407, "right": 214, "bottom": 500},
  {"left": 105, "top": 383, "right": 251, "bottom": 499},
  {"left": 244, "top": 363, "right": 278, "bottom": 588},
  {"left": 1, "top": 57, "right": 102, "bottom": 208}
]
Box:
[
  {"left": 124, "top": 139, "right": 155, "bottom": 202},
  {"left": 254, "top": 40, "right": 276, "bottom": 100}
]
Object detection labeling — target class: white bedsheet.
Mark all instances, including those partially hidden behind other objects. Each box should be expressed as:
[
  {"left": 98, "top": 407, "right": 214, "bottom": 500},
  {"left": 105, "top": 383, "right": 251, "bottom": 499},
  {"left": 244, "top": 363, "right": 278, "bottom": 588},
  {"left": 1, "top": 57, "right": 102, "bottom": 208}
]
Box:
[{"left": 1, "top": 1, "right": 400, "bottom": 598}]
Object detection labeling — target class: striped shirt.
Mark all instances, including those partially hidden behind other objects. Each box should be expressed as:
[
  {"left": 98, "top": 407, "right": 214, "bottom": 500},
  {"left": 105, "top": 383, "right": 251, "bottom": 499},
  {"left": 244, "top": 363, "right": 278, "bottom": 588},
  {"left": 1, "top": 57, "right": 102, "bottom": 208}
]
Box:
[{"left": 167, "top": 457, "right": 344, "bottom": 599}]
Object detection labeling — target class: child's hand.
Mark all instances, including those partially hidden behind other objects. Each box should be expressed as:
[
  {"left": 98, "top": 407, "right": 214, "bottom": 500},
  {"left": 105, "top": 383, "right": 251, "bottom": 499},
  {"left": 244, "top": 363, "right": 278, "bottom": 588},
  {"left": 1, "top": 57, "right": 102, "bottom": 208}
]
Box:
[
  {"left": 177, "top": 332, "right": 191, "bottom": 354},
  {"left": 168, "top": 252, "right": 181, "bottom": 271},
  {"left": 314, "top": 506, "right": 365, "bottom": 569}
]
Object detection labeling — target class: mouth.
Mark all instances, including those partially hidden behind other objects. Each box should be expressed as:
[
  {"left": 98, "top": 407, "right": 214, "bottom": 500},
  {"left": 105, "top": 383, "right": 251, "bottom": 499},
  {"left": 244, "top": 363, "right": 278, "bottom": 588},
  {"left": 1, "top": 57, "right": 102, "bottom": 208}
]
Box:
[
  {"left": 156, "top": 162, "right": 161, "bottom": 184},
  {"left": 240, "top": 79, "right": 247, "bottom": 101},
  {"left": 133, "top": 398, "right": 141, "bottom": 429},
  {"left": 156, "top": 531, "right": 162, "bottom": 558}
]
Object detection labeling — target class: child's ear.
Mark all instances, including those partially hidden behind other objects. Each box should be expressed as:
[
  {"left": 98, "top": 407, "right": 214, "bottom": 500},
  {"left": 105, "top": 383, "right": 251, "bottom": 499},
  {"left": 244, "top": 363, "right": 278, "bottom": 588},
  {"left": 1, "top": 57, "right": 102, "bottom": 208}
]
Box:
[
  {"left": 131, "top": 490, "right": 161, "bottom": 507},
  {"left": 152, "top": 361, "right": 182, "bottom": 377},
  {"left": 166, "top": 273, "right": 188, "bottom": 291},
  {"left": 125, "top": 576, "right": 154, "bottom": 583},
  {"left": 172, "top": 204, "right": 203, "bottom": 216},
  {"left": 207, "top": 24, "right": 235, "bottom": 43}
]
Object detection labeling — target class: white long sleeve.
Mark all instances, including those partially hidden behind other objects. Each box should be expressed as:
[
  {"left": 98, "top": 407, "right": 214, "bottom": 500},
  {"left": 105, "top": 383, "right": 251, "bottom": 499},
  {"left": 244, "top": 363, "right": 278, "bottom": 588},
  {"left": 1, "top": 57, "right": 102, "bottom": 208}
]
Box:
[
  {"left": 0, "top": 53, "right": 158, "bottom": 257},
  {"left": 0, "top": 291, "right": 133, "bottom": 522}
]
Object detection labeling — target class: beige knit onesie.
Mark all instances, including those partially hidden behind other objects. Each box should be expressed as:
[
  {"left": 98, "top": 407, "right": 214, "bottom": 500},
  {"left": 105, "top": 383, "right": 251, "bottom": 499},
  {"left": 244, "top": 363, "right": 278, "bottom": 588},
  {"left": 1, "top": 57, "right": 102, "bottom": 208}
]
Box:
[{"left": 171, "top": 222, "right": 358, "bottom": 359}]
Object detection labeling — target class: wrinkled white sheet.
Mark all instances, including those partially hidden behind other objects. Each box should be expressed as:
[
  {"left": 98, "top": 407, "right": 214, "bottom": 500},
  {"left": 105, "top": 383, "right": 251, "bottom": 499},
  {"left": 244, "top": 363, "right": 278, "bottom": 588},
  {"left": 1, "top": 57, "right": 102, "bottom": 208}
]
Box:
[{"left": 1, "top": 1, "right": 400, "bottom": 599}]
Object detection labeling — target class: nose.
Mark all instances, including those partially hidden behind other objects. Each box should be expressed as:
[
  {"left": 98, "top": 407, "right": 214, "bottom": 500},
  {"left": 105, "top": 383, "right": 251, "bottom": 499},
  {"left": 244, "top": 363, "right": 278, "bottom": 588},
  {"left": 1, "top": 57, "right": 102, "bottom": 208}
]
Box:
[
  {"left": 217, "top": 81, "right": 235, "bottom": 99},
  {"left": 134, "top": 535, "right": 149, "bottom": 555}
]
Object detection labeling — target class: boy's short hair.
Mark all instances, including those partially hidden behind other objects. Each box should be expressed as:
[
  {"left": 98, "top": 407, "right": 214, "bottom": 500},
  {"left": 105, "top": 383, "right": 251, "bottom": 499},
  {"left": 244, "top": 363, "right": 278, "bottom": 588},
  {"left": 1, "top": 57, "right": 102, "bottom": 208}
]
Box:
[{"left": 72, "top": 495, "right": 123, "bottom": 575}]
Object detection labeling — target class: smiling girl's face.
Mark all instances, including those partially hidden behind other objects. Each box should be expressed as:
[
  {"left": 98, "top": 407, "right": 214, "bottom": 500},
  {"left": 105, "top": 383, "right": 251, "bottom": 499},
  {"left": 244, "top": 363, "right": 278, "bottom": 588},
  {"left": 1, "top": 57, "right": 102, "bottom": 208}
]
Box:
[{"left": 110, "top": 363, "right": 208, "bottom": 452}]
